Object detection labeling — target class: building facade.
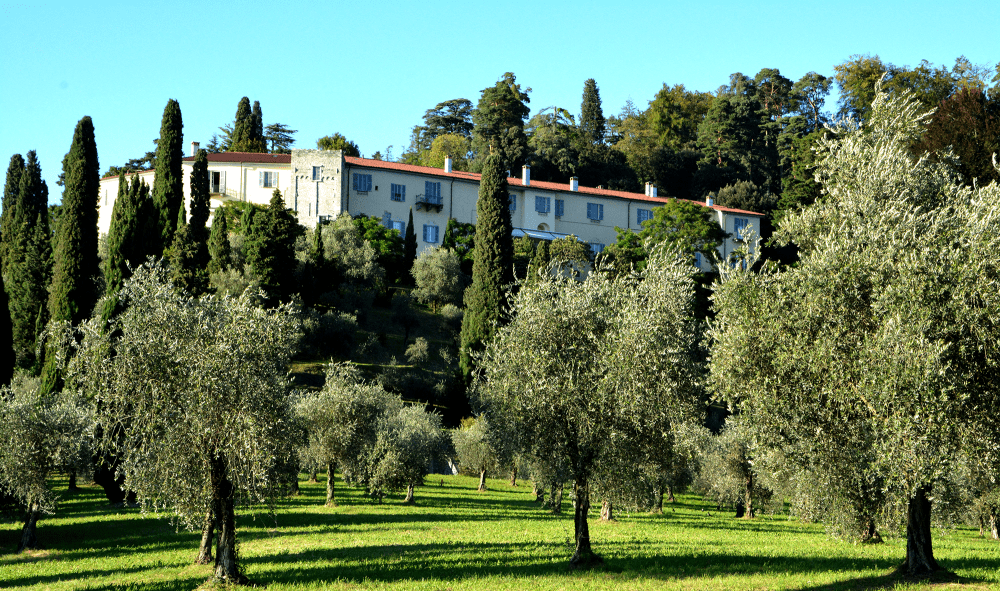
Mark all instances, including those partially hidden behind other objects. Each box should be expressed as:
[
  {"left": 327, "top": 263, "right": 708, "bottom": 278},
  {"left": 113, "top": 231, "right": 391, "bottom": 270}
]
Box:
[{"left": 98, "top": 146, "right": 764, "bottom": 270}]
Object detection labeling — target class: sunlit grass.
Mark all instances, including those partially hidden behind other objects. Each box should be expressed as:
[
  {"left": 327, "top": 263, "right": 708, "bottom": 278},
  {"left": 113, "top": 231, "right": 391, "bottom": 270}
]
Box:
[{"left": 1, "top": 474, "right": 998, "bottom": 590}]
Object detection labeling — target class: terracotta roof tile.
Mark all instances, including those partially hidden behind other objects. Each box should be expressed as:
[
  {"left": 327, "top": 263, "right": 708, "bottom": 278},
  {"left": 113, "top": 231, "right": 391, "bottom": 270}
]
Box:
[{"left": 182, "top": 152, "right": 291, "bottom": 164}]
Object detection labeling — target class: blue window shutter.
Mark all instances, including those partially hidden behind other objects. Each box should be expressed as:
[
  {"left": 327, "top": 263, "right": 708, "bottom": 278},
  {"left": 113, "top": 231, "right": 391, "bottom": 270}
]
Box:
[
  {"left": 556, "top": 199, "right": 564, "bottom": 216},
  {"left": 598, "top": 204, "right": 604, "bottom": 220},
  {"left": 401, "top": 184, "right": 406, "bottom": 201},
  {"left": 423, "top": 224, "right": 429, "bottom": 242},
  {"left": 587, "top": 203, "right": 593, "bottom": 219},
  {"left": 382, "top": 211, "right": 392, "bottom": 228},
  {"left": 432, "top": 225, "right": 439, "bottom": 242},
  {"left": 352, "top": 173, "right": 357, "bottom": 190},
  {"left": 259, "top": 171, "right": 264, "bottom": 187}
]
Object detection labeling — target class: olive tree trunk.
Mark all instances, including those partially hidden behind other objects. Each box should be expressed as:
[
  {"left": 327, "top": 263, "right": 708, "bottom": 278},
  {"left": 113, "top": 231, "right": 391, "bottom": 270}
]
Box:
[
  {"left": 742, "top": 474, "right": 754, "bottom": 519},
  {"left": 904, "top": 486, "right": 941, "bottom": 576},
  {"left": 600, "top": 499, "right": 614, "bottom": 521},
  {"left": 308, "top": 463, "right": 318, "bottom": 483},
  {"left": 325, "top": 462, "right": 336, "bottom": 506},
  {"left": 477, "top": 469, "right": 486, "bottom": 491},
  {"left": 211, "top": 455, "right": 248, "bottom": 584},
  {"left": 860, "top": 516, "right": 883, "bottom": 544},
  {"left": 990, "top": 511, "right": 998, "bottom": 540},
  {"left": 68, "top": 470, "right": 79, "bottom": 492},
  {"left": 569, "top": 478, "right": 602, "bottom": 568},
  {"left": 550, "top": 481, "right": 563, "bottom": 514},
  {"left": 653, "top": 486, "right": 664, "bottom": 513},
  {"left": 666, "top": 484, "right": 675, "bottom": 503},
  {"left": 509, "top": 468, "right": 517, "bottom": 487},
  {"left": 196, "top": 508, "right": 215, "bottom": 564},
  {"left": 404, "top": 483, "right": 415, "bottom": 504},
  {"left": 17, "top": 501, "right": 41, "bottom": 552}
]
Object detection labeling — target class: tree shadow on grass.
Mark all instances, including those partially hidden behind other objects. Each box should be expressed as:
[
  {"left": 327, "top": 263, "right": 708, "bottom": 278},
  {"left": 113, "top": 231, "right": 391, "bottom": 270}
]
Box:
[{"left": 795, "top": 567, "right": 987, "bottom": 591}]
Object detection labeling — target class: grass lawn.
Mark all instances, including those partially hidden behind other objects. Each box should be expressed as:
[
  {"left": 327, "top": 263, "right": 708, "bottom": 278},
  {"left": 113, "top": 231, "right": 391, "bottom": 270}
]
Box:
[{"left": 1, "top": 474, "right": 999, "bottom": 590}]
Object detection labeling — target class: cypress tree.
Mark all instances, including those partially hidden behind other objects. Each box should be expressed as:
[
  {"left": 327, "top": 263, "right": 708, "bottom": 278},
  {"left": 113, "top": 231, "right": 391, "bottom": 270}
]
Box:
[
  {"left": 525, "top": 240, "right": 549, "bottom": 285},
  {"left": 189, "top": 150, "right": 211, "bottom": 234},
  {"left": 580, "top": 78, "right": 606, "bottom": 146},
  {"left": 251, "top": 101, "right": 266, "bottom": 152},
  {"left": 404, "top": 207, "right": 417, "bottom": 280},
  {"left": 459, "top": 153, "right": 514, "bottom": 377},
  {"left": 152, "top": 99, "right": 184, "bottom": 256},
  {"left": 0, "top": 270, "right": 14, "bottom": 385},
  {"left": 1, "top": 154, "right": 26, "bottom": 277},
  {"left": 207, "top": 208, "right": 231, "bottom": 276},
  {"left": 7, "top": 152, "right": 52, "bottom": 368},
  {"left": 229, "top": 97, "right": 254, "bottom": 152},
  {"left": 169, "top": 206, "right": 208, "bottom": 295},
  {"left": 246, "top": 190, "right": 298, "bottom": 305},
  {"left": 103, "top": 174, "right": 155, "bottom": 322},
  {"left": 44, "top": 116, "right": 100, "bottom": 394}
]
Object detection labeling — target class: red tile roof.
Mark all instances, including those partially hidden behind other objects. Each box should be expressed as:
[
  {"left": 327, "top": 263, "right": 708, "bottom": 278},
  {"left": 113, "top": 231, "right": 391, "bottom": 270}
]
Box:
[
  {"left": 183, "top": 152, "right": 291, "bottom": 164},
  {"left": 345, "top": 156, "right": 763, "bottom": 216}
]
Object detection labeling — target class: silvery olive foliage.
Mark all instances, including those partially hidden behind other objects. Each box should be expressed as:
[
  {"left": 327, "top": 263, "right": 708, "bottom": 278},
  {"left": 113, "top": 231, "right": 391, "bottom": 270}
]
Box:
[
  {"left": 366, "top": 404, "right": 446, "bottom": 502},
  {"left": 474, "top": 245, "right": 705, "bottom": 564},
  {"left": 0, "top": 374, "right": 92, "bottom": 549},
  {"left": 709, "top": 81, "right": 1000, "bottom": 571},
  {"left": 70, "top": 263, "right": 301, "bottom": 530},
  {"left": 451, "top": 417, "right": 502, "bottom": 487},
  {"left": 411, "top": 246, "right": 464, "bottom": 311}
]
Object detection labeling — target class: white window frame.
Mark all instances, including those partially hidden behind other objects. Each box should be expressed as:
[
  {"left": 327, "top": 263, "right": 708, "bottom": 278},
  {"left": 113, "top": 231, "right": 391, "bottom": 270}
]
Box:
[
  {"left": 423, "top": 223, "right": 439, "bottom": 243},
  {"left": 260, "top": 170, "right": 278, "bottom": 188},
  {"left": 734, "top": 217, "right": 749, "bottom": 240},
  {"left": 312, "top": 166, "right": 323, "bottom": 181},
  {"left": 210, "top": 170, "right": 226, "bottom": 194}
]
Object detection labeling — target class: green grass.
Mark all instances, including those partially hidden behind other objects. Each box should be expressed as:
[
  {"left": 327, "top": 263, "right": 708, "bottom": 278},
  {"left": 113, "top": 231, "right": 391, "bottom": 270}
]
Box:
[{"left": 2, "top": 474, "right": 999, "bottom": 590}]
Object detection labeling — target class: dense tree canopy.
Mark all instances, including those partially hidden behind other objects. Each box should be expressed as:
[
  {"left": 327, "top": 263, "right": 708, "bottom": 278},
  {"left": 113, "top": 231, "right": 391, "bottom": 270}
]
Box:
[{"left": 471, "top": 73, "right": 531, "bottom": 174}]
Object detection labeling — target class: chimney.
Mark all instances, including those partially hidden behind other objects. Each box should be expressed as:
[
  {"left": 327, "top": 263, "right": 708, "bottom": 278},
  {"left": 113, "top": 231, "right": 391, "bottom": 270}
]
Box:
[
  {"left": 644, "top": 182, "right": 650, "bottom": 196},
  {"left": 706, "top": 193, "right": 715, "bottom": 207},
  {"left": 522, "top": 165, "right": 530, "bottom": 186},
  {"left": 570, "top": 176, "right": 579, "bottom": 192},
  {"left": 444, "top": 155, "right": 453, "bottom": 173},
  {"left": 651, "top": 185, "right": 658, "bottom": 198},
  {"left": 191, "top": 141, "right": 200, "bottom": 157}
]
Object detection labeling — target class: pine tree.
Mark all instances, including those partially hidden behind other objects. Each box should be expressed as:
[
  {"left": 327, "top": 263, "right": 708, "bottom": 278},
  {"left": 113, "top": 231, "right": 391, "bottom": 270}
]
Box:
[
  {"left": 7, "top": 152, "right": 52, "bottom": 368},
  {"left": 207, "top": 208, "right": 231, "bottom": 276},
  {"left": 580, "top": 78, "right": 606, "bottom": 146},
  {"left": 1, "top": 154, "right": 26, "bottom": 277},
  {"left": 152, "top": 99, "right": 184, "bottom": 255},
  {"left": 471, "top": 73, "right": 531, "bottom": 174},
  {"left": 460, "top": 153, "right": 514, "bottom": 377},
  {"left": 404, "top": 207, "right": 417, "bottom": 281},
  {"left": 44, "top": 116, "right": 101, "bottom": 394}
]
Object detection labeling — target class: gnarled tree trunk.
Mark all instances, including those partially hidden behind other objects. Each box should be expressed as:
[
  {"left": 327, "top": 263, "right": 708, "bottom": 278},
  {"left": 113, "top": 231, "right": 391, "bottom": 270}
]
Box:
[
  {"left": 570, "top": 478, "right": 602, "bottom": 568},
  {"left": 509, "top": 468, "right": 517, "bottom": 487},
  {"left": 666, "top": 484, "right": 675, "bottom": 503},
  {"left": 904, "top": 486, "right": 940, "bottom": 576},
  {"left": 308, "top": 463, "right": 318, "bottom": 483},
  {"left": 68, "top": 470, "right": 79, "bottom": 492},
  {"left": 600, "top": 499, "right": 614, "bottom": 521},
  {"left": 211, "top": 454, "right": 248, "bottom": 584},
  {"left": 196, "top": 508, "right": 215, "bottom": 564},
  {"left": 860, "top": 516, "right": 883, "bottom": 544},
  {"left": 404, "top": 483, "right": 415, "bottom": 504},
  {"left": 653, "top": 486, "right": 664, "bottom": 513},
  {"left": 742, "top": 474, "right": 754, "bottom": 519},
  {"left": 17, "top": 501, "right": 41, "bottom": 552},
  {"left": 477, "top": 469, "right": 487, "bottom": 491},
  {"left": 325, "top": 462, "right": 336, "bottom": 506},
  {"left": 551, "top": 481, "right": 563, "bottom": 514},
  {"left": 990, "top": 510, "right": 998, "bottom": 540}
]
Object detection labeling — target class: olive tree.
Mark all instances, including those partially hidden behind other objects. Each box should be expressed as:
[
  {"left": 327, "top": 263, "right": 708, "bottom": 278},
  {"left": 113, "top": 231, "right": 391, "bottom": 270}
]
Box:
[
  {"left": 367, "top": 404, "right": 446, "bottom": 503},
  {"left": 475, "top": 247, "right": 704, "bottom": 568},
  {"left": 709, "top": 82, "right": 1000, "bottom": 575},
  {"left": 293, "top": 364, "right": 397, "bottom": 506},
  {"left": 0, "top": 375, "right": 91, "bottom": 552},
  {"left": 71, "top": 264, "right": 300, "bottom": 584},
  {"left": 451, "top": 417, "right": 502, "bottom": 491},
  {"left": 411, "top": 246, "right": 464, "bottom": 311}
]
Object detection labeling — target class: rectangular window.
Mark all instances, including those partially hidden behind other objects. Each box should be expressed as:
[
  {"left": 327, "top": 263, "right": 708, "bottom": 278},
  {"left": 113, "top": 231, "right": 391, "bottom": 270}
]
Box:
[
  {"left": 353, "top": 173, "right": 372, "bottom": 192},
  {"left": 587, "top": 202, "right": 604, "bottom": 221},
  {"left": 590, "top": 243, "right": 605, "bottom": 255},
  {"left": 312, "top": 166, "right": 322, "bottom": 181},
  {"left": 260, "top": 171, "right": 278, "bottom": 188},
  {"left": 210, "top": 170, "right": 226, "bottom": 194},
  {"left": 423, "top": 224, "right": 439, "bottom": 243},
  {"left": 637, "top": 208, "right": 653, "bottom": 225},
  {"left": 509, "top": 194, "right": 517, "bottom": 213},
  {"left": 391, "top": 183, "right": 406, "bottom": 202},
  {"left": 695, "top": 252, "right": 703, "bottom": 268},
  {"left": 535, "top": 195, "right": 551, "bottom": 214},
  {"left": 382, "top": 211, "right": 392, "bottom": 229},
  {"left": 392, "top": 220, "right": 405, "bottom": 235},
  {"left": 425, "top": 181, "right": 442, "bottom": 204},
  {"left": 555, "top": 199, "right": 564, "bottom": 217},
  {"left": 734, "top": 217, "right": 749, "bottom": 239}
]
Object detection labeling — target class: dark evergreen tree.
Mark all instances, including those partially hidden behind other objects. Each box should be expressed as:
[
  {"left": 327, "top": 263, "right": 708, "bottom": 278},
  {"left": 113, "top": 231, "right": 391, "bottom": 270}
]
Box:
[
  {"left": 43, "top": 116, "right": 101, "bottom": 394},
  {"left": 0, "top": 272, "right": 13, "bottom": 385},
  {"left": 252, "top": 101, "right": 264, "bottom": 148},
  {"left": 7, "top": 152, "right": 52, "bottom": 368},
  {"left": 1, "top": 154, "right": 25, "bottom": 277},
  {"left": 245, "top": 190, "right": 299, "bottom": 305},
  {"left": 459, "top": 153, "right": 513, "bottom": 377},
  {"left": 471, "top": 72, "right": 531, "bottom": 174},
  {"left": 103, "top": 173, "right": 145, "bottom": 322},
  {"left": 230, "top": 97, "right": 253, "bottom": 152},
  {"left": 152, "top": 99, "right": 184, "bottom": 256},
  {"left": 207, "top": 208, "right": 231, "bottom": 276},
  {"left": 404, "top": 207, "right": 417, "bottom": 281},
  {"left": 579, "top": 78, "right": 606, "bottom": 146},
  {"left": 525, "top": 240, "right": 549, "bottom": 285},
  {"left": 168, "top": 209, "right": 208, "bottom": 296},
  {"left": 189, "top": 149, "right": 211, "bottom": 233}
]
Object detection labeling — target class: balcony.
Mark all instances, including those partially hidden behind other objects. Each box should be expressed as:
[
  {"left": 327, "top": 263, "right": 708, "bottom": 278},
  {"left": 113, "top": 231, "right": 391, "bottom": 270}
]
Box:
[{"left": 415, "top": 193, "right": 444, "bottom": 213}]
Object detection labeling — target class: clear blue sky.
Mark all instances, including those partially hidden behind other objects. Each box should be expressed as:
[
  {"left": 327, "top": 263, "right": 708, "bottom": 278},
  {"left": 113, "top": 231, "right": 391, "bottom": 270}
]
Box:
[{"left": 2, "top": 0, "right": 998, "bottom": 203}]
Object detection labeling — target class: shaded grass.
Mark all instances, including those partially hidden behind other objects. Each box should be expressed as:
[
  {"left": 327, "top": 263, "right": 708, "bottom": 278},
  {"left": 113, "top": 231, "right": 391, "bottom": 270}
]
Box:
[{"left": 1, "top": 474, "right": 999, "bottom": 590}]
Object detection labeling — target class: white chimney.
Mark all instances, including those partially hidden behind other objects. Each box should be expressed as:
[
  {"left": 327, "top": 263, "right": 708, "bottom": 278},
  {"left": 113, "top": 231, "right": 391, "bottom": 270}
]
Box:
[
  {"left": 444, "top": 155, "right": 453, "bottom": 173},
  {"left": 570, "top": 176, "right": 579, "bottom": 192},
  {"left": 651, "top": 185, "right": 658, "bottom": 198},
  {"left": 706, "top": 194, "right": 715, "bottom": 207},
  {"left": 191, "top": 141, "right": 200, "bottom": 157},
  {"left": 644, "top": 182, "right": 650, "bottom": 196},
  {"left": 522, "top": 165, "right": 530, "bottom": 186}
]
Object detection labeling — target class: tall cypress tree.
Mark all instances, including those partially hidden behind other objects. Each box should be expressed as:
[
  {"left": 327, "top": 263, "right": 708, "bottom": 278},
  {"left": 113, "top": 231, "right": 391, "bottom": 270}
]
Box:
[
  {"left": 1, "top": 154, "right": 26, "bottom": 277},
  {"left": 7, "top": 152, "right": 52, "bottom": 368},
  {"left": 44, "top": 116, "right": 100, "bottom": 393},
  {"left": 207, "top": 208, "right": 230, "bottom": 276},
  {"left": 103, "top": 174, "right": 155, "bottom": 322},
  {"left": 404, "top": 207, "right": 417, "bottom": 280},
  {"left": 580, "top": 78, "right": 606, "bottom": 146},
  {"left": 251, "top": 101, "right": 265, "bottom": 152},
  {"left": 189, "top": 150, "right": 211, "bottom": 234},
  {"left": 229, "top": 97, "right": 254, "bottom": 152},
  {"left": 152, "top": 99, "right": 184, "bottom": 256},
  {"left": 459, "top": 153, "right": 514, "bottom": 377},
  {"left": 245, "top": 190, "right": 299, "bottom": 305},
  {"left": 0, "top": 271, "right": 14, "bottom": 385}
]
